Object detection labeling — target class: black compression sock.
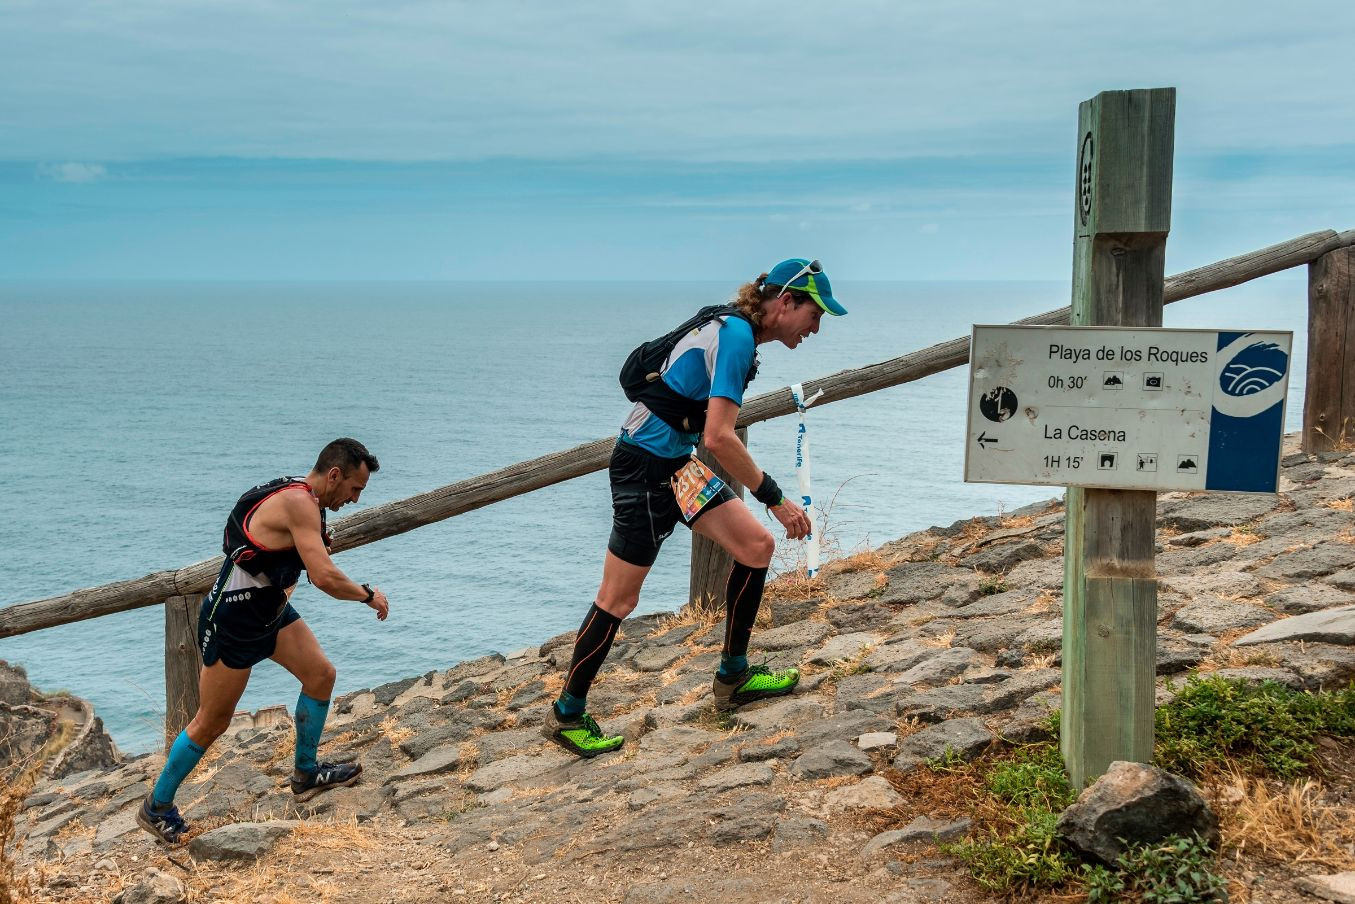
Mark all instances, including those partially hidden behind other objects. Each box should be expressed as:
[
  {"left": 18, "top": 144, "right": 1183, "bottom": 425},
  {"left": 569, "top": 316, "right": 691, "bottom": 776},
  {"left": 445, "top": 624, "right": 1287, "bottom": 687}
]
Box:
[
  {"left": 722, "top": 562, "right": 768, "bottom": 661},
  {"left": 563, "top": 603, "right": 622, "bottom": 702}
]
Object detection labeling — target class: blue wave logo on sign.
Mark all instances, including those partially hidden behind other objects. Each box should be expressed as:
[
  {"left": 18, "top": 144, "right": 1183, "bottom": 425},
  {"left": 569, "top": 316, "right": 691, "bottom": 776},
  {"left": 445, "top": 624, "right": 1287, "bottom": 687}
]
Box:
[
  {"left": 1208, "top": 332, "right": 1290, "bottom": 493},
  {"left": 1220, "top": 341, "right": 1288, "bottom": 397}
]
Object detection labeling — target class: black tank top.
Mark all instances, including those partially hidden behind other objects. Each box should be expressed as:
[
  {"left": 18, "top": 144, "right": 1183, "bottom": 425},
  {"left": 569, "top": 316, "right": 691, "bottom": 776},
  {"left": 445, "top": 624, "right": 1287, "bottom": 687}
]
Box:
[{"left": 222, "top": 477, "right": 330, "bottom": 590}]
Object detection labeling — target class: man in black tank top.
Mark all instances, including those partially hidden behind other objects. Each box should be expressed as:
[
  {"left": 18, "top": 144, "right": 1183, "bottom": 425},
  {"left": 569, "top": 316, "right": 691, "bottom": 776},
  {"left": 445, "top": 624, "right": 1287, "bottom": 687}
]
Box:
[{"left": 138, "top": 438, "right": 390, "bottom": 845}]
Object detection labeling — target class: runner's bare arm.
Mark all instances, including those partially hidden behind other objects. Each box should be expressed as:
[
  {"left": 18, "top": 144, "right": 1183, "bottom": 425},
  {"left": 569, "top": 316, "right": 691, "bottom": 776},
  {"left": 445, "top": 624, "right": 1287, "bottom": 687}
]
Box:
[
  {"left": 281, "top": 493, "right": 389, "bottom": 619},
  {"left": 703, "top": 397, "right": 810, "bottom": 538}
]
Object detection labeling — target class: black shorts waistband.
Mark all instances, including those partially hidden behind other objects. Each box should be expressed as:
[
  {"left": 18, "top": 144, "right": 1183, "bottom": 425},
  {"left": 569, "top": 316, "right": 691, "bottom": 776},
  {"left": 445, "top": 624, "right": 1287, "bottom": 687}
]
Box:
[{"left": 613, "top": 440, "right": 690, "bottom": 485}]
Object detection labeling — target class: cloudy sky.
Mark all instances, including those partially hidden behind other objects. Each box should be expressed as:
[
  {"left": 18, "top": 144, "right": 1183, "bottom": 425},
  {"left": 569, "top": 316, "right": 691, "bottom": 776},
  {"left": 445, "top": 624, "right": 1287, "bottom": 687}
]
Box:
[{"left": 2, "top": 0, "right": 1351, "bottom": 280}]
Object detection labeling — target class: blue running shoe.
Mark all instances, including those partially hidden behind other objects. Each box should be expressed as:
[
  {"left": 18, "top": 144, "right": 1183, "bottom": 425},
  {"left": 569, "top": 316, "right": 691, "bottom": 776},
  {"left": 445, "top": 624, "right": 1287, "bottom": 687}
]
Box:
[
  {"left": 290, "top": 761, "right": 363, "bottom": 801},
  {"left": 136, "top": 794, "right": 189, "bottom": 844}
]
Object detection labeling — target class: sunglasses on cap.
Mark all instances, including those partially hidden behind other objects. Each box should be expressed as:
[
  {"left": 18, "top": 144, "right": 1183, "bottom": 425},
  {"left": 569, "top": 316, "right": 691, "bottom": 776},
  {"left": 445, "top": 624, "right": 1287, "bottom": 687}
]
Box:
[{"left": 772, "top": 259, "right": 822, "bottom": 295}]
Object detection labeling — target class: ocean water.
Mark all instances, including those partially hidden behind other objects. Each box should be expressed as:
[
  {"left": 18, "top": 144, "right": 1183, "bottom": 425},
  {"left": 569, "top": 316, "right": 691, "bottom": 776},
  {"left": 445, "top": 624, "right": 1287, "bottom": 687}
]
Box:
[{"left": 0, "top": 277, "right": 1309, "bottom": 753}]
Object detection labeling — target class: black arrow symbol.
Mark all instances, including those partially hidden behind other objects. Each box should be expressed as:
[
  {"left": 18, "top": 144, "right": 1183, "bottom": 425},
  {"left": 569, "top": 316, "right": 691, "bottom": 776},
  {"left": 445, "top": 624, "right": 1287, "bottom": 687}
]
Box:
[{"left": 977, "top": 432, "right": 998, "bottom": 449}]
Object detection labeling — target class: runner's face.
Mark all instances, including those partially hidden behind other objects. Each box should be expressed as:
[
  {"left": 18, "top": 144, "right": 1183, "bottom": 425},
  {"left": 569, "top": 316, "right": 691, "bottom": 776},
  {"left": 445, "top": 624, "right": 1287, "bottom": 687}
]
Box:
[
  {"left": 776, "top": 297, "right": 824, "bottom": 349},
  {"left": 322, "top": 464, "right": 370, "bottom": 511}
]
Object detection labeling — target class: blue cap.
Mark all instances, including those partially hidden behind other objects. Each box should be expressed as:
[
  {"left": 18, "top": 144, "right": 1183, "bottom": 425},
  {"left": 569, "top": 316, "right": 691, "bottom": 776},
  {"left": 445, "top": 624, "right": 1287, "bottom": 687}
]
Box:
[{"left": 767, "top": 258, "right": 846, "bottom": 316}]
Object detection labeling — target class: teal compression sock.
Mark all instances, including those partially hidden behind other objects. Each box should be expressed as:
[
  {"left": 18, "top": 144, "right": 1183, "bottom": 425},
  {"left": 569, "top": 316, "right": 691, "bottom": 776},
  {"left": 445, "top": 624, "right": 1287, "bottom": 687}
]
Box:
[
  {"left": 152, "top": 730, "right": 207, "bottom": 807},
  {"left": 554, "top": 690, "right": 586, "bottom": 719},
  {"left": 718, "top": 654, "right": 748, "bottom": 680},
  {"left": 294, "top": 693, "right": 331, "bottom": 773}
]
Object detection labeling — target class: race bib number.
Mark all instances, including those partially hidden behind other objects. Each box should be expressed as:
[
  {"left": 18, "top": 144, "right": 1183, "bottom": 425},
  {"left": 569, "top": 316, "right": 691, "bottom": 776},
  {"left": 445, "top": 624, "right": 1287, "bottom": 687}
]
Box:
[{"left": 671, "top": 457, "right": 726, "bottom": 522}]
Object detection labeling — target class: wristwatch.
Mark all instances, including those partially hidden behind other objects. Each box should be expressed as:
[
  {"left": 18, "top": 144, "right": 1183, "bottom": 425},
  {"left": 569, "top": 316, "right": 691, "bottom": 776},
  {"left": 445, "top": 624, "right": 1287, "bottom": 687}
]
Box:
[{"left": 361, "top": 583, "right": 375, "bottom": 604}]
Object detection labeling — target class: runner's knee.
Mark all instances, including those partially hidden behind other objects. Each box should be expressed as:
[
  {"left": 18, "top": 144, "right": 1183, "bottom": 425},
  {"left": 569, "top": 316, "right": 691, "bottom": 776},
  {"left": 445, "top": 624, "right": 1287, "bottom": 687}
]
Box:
[
  {"left": 187, "top": 712, "right": 231, "bottom": 745},
  {"left": 739, "top": 529, "right": 775, "bottom": 568},
  {"left": 595, "top": 590, "right": 639, "bottom": 619}
]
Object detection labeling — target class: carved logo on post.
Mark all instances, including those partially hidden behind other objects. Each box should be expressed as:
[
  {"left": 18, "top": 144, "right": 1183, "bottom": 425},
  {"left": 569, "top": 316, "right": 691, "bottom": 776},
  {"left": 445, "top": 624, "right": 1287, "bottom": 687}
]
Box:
[{"left": 1078, "top": 132, "right": 1094, "bottom": 227}]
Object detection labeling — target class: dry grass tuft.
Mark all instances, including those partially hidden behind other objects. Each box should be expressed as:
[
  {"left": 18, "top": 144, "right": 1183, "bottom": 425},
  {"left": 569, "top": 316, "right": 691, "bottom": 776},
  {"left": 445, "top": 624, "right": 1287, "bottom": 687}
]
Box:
[
  {"left": 1321, "top": 497, "right": 1354, "bottom": 511},
  {"left": 921, "top": 629, "right": 957, "bottom": 649},
  {"left": 656, "top": 603, "right": 724, "bottom": 634},
  {"left": 1222, "top": 527, "right": 1264, "bottom": 547},
  {"left": 379, "top": 715, "right": 415, "bottom": 748},
  {"left": 1195, "top": 644, "right": 1282, "bottom": 673},
  {"left": 1214, "top": 771, "right": 1355, "bottom": 869},
  {"left": 1, "top": 721, "right": 72, "bottom": 904}
]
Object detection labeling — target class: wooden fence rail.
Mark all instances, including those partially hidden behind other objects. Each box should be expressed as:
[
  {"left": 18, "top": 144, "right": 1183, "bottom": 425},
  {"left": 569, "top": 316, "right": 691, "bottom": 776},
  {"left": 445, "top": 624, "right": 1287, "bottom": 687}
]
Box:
[{"left": 1, "top": 227, "right": 1352, "bottom": 644}]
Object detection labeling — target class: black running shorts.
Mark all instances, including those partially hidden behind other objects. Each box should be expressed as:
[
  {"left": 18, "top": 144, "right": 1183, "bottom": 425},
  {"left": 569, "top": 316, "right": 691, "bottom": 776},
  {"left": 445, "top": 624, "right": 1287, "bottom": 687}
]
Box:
[
  {"left": 198, "top": 589, "right": 302, "bottom": 670},
  {"left": 607, "top": 440, "right": 736, "bottom": 567}
]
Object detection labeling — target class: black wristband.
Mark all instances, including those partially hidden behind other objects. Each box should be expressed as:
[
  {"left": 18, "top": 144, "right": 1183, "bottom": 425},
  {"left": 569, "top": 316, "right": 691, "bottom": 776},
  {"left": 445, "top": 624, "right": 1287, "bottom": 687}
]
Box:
[
  {"left": 752, "top": 473, "right": 783, "bottom": 507},
  {"left": 361, "top": 583, "right": 375, "bottom": 604}
]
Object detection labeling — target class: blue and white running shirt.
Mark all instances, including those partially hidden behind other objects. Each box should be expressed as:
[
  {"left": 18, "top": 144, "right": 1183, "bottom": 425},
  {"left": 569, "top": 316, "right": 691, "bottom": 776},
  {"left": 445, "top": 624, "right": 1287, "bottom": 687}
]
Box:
[{"left": 621, "top": 314, "right": 756, "bottom": 458}]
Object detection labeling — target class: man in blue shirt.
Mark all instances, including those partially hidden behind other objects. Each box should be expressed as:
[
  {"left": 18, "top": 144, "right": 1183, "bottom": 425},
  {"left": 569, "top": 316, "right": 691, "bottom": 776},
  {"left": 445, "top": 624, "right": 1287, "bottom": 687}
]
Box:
[{"left": 544, "top": 259, "right": 848, "bottom": 756}]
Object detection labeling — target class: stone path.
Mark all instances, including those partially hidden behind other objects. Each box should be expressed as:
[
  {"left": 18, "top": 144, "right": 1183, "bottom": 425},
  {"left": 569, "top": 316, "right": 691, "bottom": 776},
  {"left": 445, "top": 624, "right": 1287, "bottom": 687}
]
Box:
[{"left": 9, "top": 438, "right": 1355, "bottom": 903}]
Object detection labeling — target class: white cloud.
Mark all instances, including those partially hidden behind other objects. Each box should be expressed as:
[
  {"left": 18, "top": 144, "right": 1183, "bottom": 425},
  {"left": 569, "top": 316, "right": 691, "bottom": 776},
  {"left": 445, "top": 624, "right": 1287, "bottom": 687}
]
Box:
[{"left": 39, "top": 162, "right": 107, "bottom": 183}]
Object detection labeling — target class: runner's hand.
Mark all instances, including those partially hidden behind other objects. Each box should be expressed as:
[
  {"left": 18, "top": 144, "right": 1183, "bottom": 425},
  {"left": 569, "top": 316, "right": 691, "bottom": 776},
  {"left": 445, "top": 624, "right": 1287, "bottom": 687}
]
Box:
[
  {"left": 365, "top": 588, "right": 389, "bottom": 621},
  {"left": 770, "top": 498, "right": 811, "bottom": 541}
]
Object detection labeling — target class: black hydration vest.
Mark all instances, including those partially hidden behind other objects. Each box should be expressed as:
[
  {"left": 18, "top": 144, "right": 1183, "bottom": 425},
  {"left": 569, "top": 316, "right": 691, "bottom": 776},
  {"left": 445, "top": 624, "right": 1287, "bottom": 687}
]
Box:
[
  {"left": 221, "top": 477, "right": 330, "bottom": 590},
  {"left": 618, "top": 304, "right": 759, "bottom": 435}
]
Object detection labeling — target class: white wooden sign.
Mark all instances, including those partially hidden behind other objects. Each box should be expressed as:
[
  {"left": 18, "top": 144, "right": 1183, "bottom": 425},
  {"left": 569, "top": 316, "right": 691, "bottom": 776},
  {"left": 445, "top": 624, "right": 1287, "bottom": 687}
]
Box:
[{"left": 964, "top": 325, "right": 1292, "bottom": 493}]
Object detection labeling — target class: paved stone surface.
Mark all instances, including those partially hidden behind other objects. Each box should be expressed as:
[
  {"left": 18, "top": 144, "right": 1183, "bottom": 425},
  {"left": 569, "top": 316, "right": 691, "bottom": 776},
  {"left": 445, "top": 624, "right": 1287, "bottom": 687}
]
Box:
[{"left": 1235, "top": 605, "right": 1355, "bottom": 646}]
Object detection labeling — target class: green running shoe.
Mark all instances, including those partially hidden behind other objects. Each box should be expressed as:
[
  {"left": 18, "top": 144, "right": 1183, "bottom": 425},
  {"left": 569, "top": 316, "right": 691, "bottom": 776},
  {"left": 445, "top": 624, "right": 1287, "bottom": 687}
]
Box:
[
  {"left": 542, "top": 707, "right": 624, "bottom": 758},
  {"left": 712, "top": 663, "right": 801, "bottom": 711}
]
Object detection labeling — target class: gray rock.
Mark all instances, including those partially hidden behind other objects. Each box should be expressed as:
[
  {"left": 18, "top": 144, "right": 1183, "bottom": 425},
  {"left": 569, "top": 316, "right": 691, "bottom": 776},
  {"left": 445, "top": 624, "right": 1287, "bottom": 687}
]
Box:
[
  {"left": 791, "top": 710, "right": 893, "bottom": 748},
  {"left": 1158, "top": 570, "right": 1261, "bottom": 598},
  {"left": 188, "top": 821, "right": 298, "bottom": 861},
  {"left": 958, "top": 615, "right": 1049, "bottom": 652},
  {"left": 790, "top": 740, "right": 874, "bottom": 779},
  {"left": 899, "top": 669, "right": 1059, "bottom": 721},
  {"left": 1210, "top": 667, "right": 1305, "bottom": 689},
  {"left": 833, "top": 674, "right": 896, "bottom": 713},
  {"left": 1156, "top": 634, "right": 1212, "bottom": 674},
  {"left": 1157, "top": 544, "right": 1239, "bottom": 569},
  {"left": 632, "top": 647, "right": 684, "bottom": 672},
  {"left": 1056, "top": 761, "right": 1219, "bottom": 865},
  {"left": 627, "top": 783, "right": 687, "bottom": 810},
  {"left": 399, "top": 720, "right": 474, "bottom": 759},
  {"left": 892, "top": 717, "right": 992, "bottom": 770},
  {"left": 1256, "top": 543, "right": 1355, "bottom": 581},
  {"left": 963, "top": 540, "right": 1045, "bottom": 574},
  {"left": 370, "top": 676, "right": 420, "bottom": 706},
  {"left": 825, "top": 776, "right": 905, "bottom": 811},
  {"left": 1170, "top": 598, "right": 1274, "bottom": 634},
  {"left": 1264, "top": 643, "right": 1355, "bottom": 689},
  {"left": 879, "top": 562, "right": 960, "bottom": 605},
  {"left": 809, "top": 631, "right": 878, "bottom": 665},
  {"left": 861, "top": 816, "right": 973, "bottom": 856},
  {"left": 823, "top": 602, "right": 897, "bottom": 633},
  {"left": 111, "top": 869, "right": 186, "bottom": 904},
  {"left": 769, "top": 598, "right": 823, "bottom": 626},
  {"left": 952, "top": 588, "right": 1042, "bottom": 617},
  {"left": 824, "top": 569, "right": 884, "bottom": 601},
  {"left": 386, "top": 743, "right": 467, "bottom": 781},
  {"left": 1293, "top": 872, "right": 1355, "bottom": 904},
  {"left": 1164, "top": 527, "right": 1232, "bottom": 547},
  {"left": 731, "top": 696, "right": 825, "bottom": 731},
  {"left": 1235, "top": 605, "right": 1355, "bottom": 646},
  {"left": 624, "top": 878, "right": 763, "bottom": 903},
  {"left": 1014, "top": 619, "right": 1063, "bottom": 654},
  {"left": 739, "top": 736, "right": 799, "bottom": 761},
  {"left": 771, "top": 817, "right": 830, "bottom": 851},
  {"left": 506, "top": 680, "right": 547, "bottom": 710},
  {"left": 892, "top": 647, "right": 979, "bottom": 687},
  {"left": 753, "top": 620, "right": 832, "bottom": 651},
  {"left": 648, "top": 622, "right": 699, "bottom": 646},
  {"left": 858, "top": 731, "right": 898, "bottom": 751},
  {"left": 1328, "top": 570, "right": 1355, "bottom": 592},
  {"left": 696, "top": 762, "right": 775, "bottom": 793},
  {"left": 864, "top": 642, "right": 934, "bottom": 673},
  {"left": 464, "top": 751, "right": 571, "bottom": 793},
  {"left": 1158, "top": 495, "right": 1274, "bottom": 531}
]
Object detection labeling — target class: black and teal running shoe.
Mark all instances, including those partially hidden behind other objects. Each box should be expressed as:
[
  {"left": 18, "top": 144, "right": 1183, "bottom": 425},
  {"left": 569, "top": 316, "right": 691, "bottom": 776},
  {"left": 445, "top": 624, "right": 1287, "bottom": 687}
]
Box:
[
  {"left": 290, "top": 761, "right": 363, "bottom": 801},
  {"left": 136, "top": 794, "right": 189, "bottom": 844},
  {"left": 541, "top": 707, "right": 624, "bottom": 758},
  {"left": 712, "top": 663, "right": 801, "bottom": 711}
]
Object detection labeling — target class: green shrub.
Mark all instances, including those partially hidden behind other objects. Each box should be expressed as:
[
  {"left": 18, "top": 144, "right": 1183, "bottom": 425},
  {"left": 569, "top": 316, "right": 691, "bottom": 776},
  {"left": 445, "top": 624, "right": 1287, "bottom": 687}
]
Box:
[
  {"left": 1098, "top": 834, "right": 1228, "bottom": 904},
  {"left": 985, "top": 744, "right": 1076, "bottom": 813},
  {"left": 942, "top": 811, "right": 1080, "bottom": 893},
  {"left": 1155, "top": 676, "right": 1355, "bottom": 779}
]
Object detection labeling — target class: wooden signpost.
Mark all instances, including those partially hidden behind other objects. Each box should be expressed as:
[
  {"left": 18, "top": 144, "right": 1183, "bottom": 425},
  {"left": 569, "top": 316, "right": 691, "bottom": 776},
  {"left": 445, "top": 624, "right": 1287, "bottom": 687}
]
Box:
[{"left": 1062, "top": 88, "right": 1176, "bottom": 788}]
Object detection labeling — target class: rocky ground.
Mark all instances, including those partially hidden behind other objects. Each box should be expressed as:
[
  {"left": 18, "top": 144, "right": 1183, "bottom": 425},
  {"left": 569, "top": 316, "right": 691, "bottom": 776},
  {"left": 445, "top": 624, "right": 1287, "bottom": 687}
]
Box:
[{"left": 5, "top": 436, "right": 1355, "bottom": 904}]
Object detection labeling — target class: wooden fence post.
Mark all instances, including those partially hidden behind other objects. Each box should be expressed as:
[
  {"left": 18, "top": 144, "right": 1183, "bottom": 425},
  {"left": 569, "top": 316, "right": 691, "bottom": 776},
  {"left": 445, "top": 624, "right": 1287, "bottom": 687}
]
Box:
[
  {"left": 1303, "top": 246, "right": 1355, "bottom": 452},
  {"left": 1062, "top": 88, "right": 1175, "bottom": 789},
  {"left": 164, "top": 594, "right": 204, "bottom": 749},
  {"left": 690, "top": 427, "right": 748, "bottom": 613}
]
